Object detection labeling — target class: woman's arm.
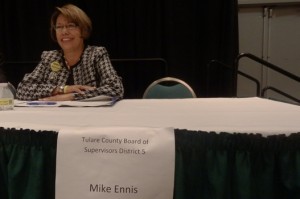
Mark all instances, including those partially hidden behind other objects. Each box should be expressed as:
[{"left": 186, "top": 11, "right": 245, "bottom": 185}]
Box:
[
  {"left": 16, "top": 62, "right": 57, "bottom": 100},
  {"left": 73, "top": 47, "right": 124, "bottom": 100}
]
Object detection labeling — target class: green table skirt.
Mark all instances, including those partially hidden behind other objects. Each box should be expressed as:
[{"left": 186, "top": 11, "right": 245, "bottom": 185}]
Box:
[{"left": 1, "top": 127, "right": 300, "bottom": 199}]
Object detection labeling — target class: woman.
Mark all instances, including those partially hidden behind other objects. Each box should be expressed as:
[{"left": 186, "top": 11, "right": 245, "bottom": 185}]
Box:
[{"left": 16, "top": 4, "right": 124, "bottom": 101}]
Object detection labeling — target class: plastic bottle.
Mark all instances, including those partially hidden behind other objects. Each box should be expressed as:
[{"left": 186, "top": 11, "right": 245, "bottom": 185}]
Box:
[{"left": 0, "top": 83, "right": 14, "bottom": 110}]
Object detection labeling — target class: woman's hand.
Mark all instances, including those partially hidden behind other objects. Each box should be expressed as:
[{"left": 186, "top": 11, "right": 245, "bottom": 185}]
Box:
[
  {"left": 43, "top": 85, "right": 96, "bottom": 101},
  {"left": 52, "top": 85, "right": 95, "bottom": 96},
  {"left": 39, "top": 93, "right": 75, "bottom": 101}
]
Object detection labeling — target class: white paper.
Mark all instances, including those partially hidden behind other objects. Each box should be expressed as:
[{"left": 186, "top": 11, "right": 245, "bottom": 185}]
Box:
[
  {"left": 14, "top": 98, "right": 116, "bottom": 107},
  {"left": 79, "top": 95, "right": 113, "bottom": 102},
  {"left": 56, "top": 127, "right": 175, "bottom": 199}
]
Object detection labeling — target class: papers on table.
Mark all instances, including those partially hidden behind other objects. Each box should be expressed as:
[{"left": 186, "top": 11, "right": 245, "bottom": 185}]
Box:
[
  {"left": 78, "top": 95, "right": 113, "bottom": 102},
  {"left": 14, "top": 95, "right": 117, "bottom": 107}
]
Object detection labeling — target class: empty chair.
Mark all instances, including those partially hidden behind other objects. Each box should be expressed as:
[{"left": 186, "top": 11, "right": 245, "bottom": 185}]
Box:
[{"left": 143, "top": 77, "right": 196, "bottom": 99}]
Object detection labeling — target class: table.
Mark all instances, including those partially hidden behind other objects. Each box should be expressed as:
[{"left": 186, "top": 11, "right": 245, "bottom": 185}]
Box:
[
  {"left": 1, "top": 97, "right": 300, "bottom": 134},
  {"left": 1, "top": 97, "right": 300, "bottom": 199}
]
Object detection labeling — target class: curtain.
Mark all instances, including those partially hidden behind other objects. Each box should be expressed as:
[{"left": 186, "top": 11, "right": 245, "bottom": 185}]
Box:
[
  {"left": 0, "top": 128, "right": 57, "bottom": 199},
  {"left": 1, "top": 127, "right": 300, "bottom": 199},
  {"left": 0, "top": 0, "right": 238, "bottom": 98},
  {"left": 0, "top": 52, "right": 6, "bottom": 82},
  {"left": 174, "top": 129, "right": 300, "bottom": 199}
]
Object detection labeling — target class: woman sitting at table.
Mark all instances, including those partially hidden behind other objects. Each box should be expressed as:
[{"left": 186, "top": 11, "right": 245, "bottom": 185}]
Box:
[{"left": 16, "top": 4, "right": 124, "bottom": 101}]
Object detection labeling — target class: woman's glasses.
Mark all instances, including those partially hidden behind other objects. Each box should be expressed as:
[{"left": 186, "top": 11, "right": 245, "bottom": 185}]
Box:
[{"left": 55, "top": 23, "right": 78, "bottom": 32}]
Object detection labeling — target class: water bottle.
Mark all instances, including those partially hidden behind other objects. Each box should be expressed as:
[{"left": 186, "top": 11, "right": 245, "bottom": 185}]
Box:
[{"left": 0, "top": 82, "right": 14, "bottom": 111}]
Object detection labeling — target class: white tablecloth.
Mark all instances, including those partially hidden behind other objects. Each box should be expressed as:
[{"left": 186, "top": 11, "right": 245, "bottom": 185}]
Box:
[{"left": 1, "top": 97, "right": 300, "bottom": 135}]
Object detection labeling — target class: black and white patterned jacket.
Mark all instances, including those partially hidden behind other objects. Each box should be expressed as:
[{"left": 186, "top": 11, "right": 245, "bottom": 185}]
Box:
[{"left": 16, "top": 45, "right": 124, "bottom": 101}]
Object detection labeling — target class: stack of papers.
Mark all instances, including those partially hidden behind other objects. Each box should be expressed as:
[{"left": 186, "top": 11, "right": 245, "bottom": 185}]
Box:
[{"left": 14, "top": 95, "right": 117, "bottom": 107}]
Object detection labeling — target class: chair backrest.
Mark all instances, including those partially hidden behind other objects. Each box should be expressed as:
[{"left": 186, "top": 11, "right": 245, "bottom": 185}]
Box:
[{"left": 143, "top": 77, "right": 196, "bottom": 99}]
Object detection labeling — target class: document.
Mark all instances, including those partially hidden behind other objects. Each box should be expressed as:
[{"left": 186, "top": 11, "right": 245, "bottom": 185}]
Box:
[
  {"left": 56, "top": 127, "right": 175, "bottom": 199},
  {"left": 79, "top": 95, "right": 113, "bottom": 102},
  {"left": 14, "top": 95, "right": 117, "bottom": 107}
]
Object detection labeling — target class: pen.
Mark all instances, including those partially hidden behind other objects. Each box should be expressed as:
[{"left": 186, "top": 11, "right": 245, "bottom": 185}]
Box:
[{"left": 27, "top": 101, "right": 57, "bottom": 105}]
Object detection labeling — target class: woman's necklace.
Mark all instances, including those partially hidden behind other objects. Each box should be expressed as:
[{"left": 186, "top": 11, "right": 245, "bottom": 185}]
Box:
[{"left": 64, "top": 56, "right": 80, "bottom": 69}]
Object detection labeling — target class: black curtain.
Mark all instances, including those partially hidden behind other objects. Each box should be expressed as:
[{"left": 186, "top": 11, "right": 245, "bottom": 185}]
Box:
[
  {"left": 0, "top": 52, "right": 6, "bottom": 82},
  {"left": 0, "top": 0, "right": 238, "bottom": 97}
]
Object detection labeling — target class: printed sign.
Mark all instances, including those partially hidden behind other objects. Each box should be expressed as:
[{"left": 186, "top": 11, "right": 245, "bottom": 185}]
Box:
[{"left": 56, "top": 127, "right": 175, "bottom": 199}]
